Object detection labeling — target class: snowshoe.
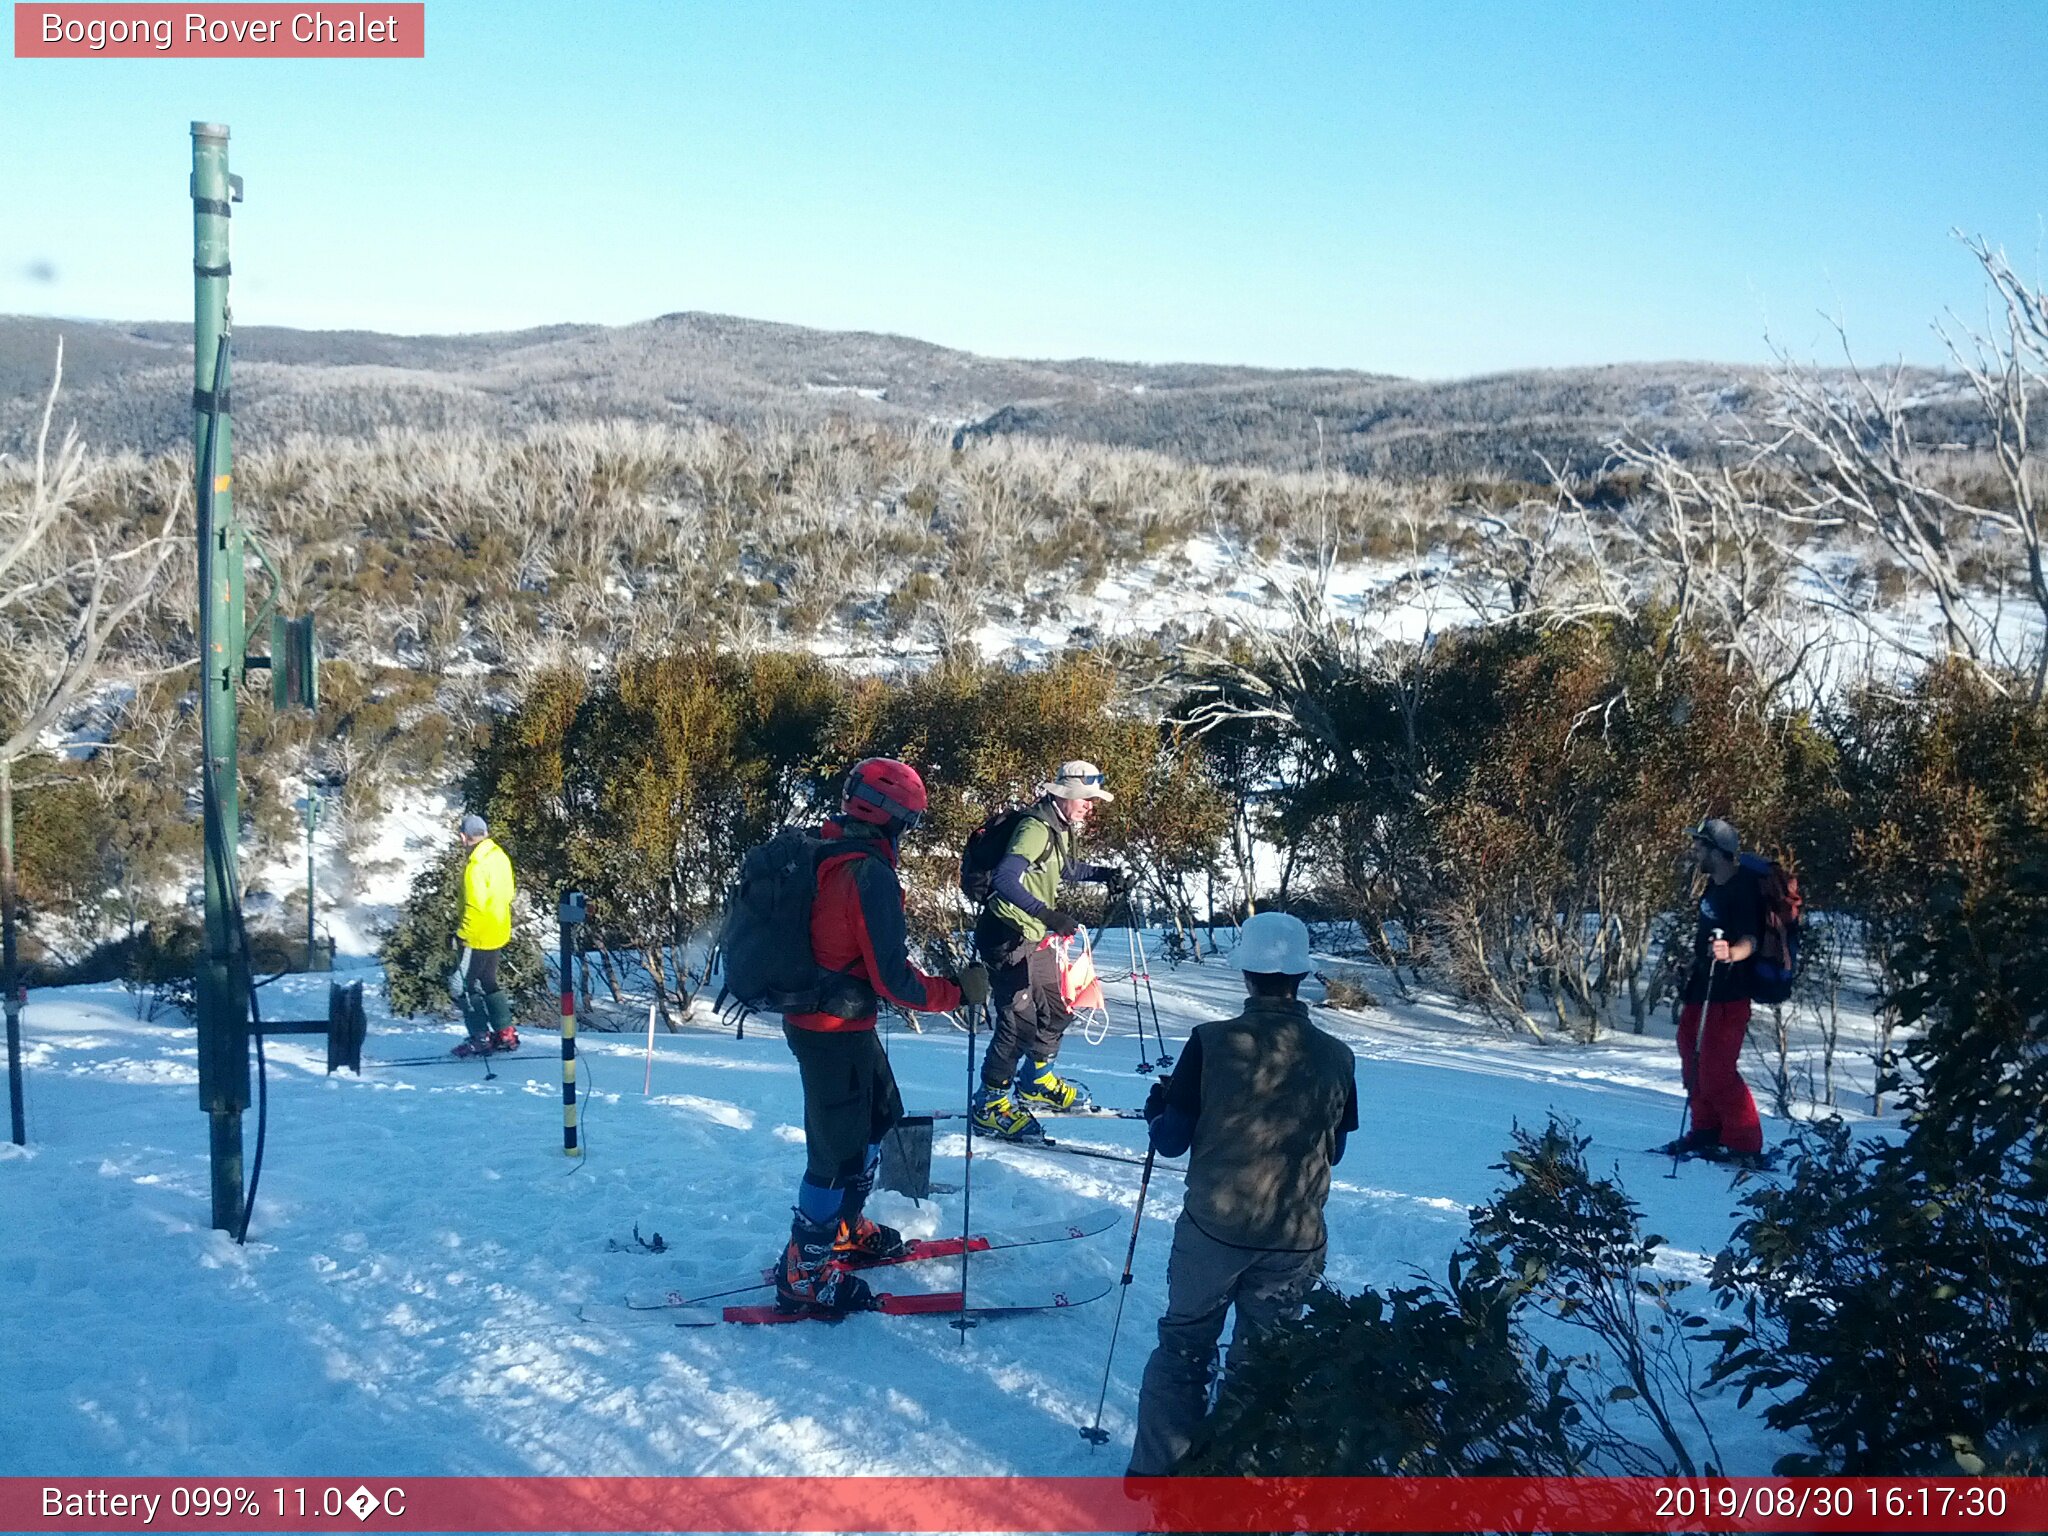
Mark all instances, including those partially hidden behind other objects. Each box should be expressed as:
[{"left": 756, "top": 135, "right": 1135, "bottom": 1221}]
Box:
[
  {"left": 451, "top": 1034, "right": 494, "bottom": 1059},
  {"left": 1016, "top": 1060, "right": 1086, "bottom": 1111},
  {"left": 970, "top": 1086, "right": 1044, "bottom": 1141},
  {"left": 488, "top": 1026, "right": 521, "bottom": 1053},
  {"left": 834, "top": 1213, "right": 910, "bottom": 1264},
  {"left": 775, "top": 1213, "right": 878, "bottom": 1317}
]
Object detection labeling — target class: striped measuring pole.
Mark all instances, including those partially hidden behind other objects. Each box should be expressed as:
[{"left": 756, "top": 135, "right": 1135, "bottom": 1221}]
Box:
[{"left": 558, "top": 892, "right": 587, "bottom": 1157}]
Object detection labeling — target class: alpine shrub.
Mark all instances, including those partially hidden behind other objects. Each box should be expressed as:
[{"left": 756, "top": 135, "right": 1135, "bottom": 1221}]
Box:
[
  {"left": 1183, "top": 1119, "right": 1723, "bottom": 1480},
  {"left": 1469, "top": 1120, "right": 1723, "bottom": 1475},
  {"left": 1180, "top": 1245, "right": 1589, "bottom": 1478},
  {"left": 1708, "top": 855, "right": 2048, "bottom": 1473}
]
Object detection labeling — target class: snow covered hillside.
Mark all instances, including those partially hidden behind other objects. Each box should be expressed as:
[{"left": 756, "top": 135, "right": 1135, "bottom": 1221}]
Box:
[{"left": 0, "top": 933, "right": 1894, "bottom": 1480}]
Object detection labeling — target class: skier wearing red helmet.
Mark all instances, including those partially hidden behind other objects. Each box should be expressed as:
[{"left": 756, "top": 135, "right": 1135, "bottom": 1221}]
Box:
[{"left": 775, "top": 757, "right": 990, "bottom": 1316}]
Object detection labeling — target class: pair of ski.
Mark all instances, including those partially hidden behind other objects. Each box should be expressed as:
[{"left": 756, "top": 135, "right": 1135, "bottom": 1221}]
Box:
[
  {"left": 993, "top": 1134, "right": 1164, "bottom": 1170},
  {"left": 921, "top": 1105, "right": 1149, "bottom": 1122},
  {"left": 585, "top": 1205, "right": 1123, "bottom": 1327},
  {"left": 1637, "top": 1144, "right": 1785, "bottom": 1182},
  {"left": 912, "top": 1105, "right": 1164, "bottom": 1170},
  {"left": 366, "top": 1049, "right": 524, "bottom": 1069}
]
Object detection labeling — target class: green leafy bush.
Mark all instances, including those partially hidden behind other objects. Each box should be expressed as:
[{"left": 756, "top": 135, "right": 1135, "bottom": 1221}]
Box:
[
  {"left": 1708, "top": 845, "right": 2048, "bottom": 1473},
  {"left": 379, "top": 847, "right": 547, "bottom": 1020},
  {"left": 1184, "top": 1117, "right": 1715, "bottom": 1479},
  {"left": 1470, "top": 1121, "right": 1723, "bottom": 1474},
  {"left": 1181, "top": 1249, "right": 1589, "bottom": 1477}
]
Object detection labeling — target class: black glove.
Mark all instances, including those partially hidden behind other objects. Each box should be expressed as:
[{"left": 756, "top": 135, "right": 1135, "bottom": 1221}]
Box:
[
  {"left": 958, "top": 963, "right": 991, "bottom": 1007},
  {"left": 1045, "top": 909, "right": 1081, "bottom": 937},
  {"left": 1143, "top": 1080, "right": 1169, "bottom": 1123},
  {"left": 1101, "top": 867, "right": 1131, "bottom": 895}
]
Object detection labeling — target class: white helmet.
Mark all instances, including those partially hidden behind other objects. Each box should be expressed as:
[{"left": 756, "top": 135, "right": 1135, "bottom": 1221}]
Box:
[
  {"left": 1042, "top": 760, "right": 1114, "bottom": 803},
  {"left": 1236, "top": 911, "right": 1312, "bottom": 976}
]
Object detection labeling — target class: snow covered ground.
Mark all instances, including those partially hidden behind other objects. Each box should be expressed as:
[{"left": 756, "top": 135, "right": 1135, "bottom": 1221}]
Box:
[
  {"left": 964, "top": 539, "right": 1479, "bottom": 665},
  {"left": 0, "top": 934, "right": 1893, "bottom": 1481}
]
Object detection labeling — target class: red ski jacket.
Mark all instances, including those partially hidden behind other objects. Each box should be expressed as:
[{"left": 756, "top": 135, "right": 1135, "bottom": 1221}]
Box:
[{"left": 785, "top": 818, "right": 963, "bottom": 1033}]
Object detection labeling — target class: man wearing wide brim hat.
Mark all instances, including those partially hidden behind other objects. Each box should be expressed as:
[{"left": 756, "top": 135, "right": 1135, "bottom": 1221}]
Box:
[
  {"left": 969, "top": 760, "right": 1130, "bottom": 1139},
  {"left": 1128, "top": 911, "right": 1360, "bottom": 1474}
]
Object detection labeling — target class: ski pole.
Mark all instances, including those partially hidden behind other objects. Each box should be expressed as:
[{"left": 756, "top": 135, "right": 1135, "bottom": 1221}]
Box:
[
  {"left": 1088, "top": 905, "right": 1149, "bottom": 1072},
  {"left": 1665, "top": 1089, "right": 1689, "bottom": 1180},
  {"left": 1080, "top": 1143, "right": 1156, "bottom": 1447},
  {"left": 1671, "top": 928, "right": 1722, "bottom": 1178},
  {"left": 1128, "top": 897, "right": 1172, "bottom": 1069},
  {"left": 642, "top": 995, "right": 658, "bottom": 1096},
  {"left": 954, "top": 998, "right": 987, "bottom": 1341},
  {"left": 1119, "top": 899, "right": 1156, "bottom": 1074}
]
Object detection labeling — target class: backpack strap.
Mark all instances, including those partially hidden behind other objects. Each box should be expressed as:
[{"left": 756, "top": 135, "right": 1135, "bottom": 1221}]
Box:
[{"left": 1013, "top": 802, "right": 1067, "bottom": 871}]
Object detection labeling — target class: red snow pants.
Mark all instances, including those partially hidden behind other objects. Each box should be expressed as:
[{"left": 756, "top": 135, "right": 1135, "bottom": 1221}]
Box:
[{"left": 1677, "top": 999, "right": 1762, "bottom": 1155}]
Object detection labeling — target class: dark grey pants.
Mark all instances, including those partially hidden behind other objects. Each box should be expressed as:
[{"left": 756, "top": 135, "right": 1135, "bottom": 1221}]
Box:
[
  {"left": 1126, "top": 1213, "right": 1324, "bottom": 1476},
  {"left": 980, "top": 943, "right": 1074, "bottom": 1090},
  {"left": 782, "top": 1022, "right": 904, "bottom": 1189},
  {"left": 460, "top": 945, "right": 504, "bottom": 1038}
]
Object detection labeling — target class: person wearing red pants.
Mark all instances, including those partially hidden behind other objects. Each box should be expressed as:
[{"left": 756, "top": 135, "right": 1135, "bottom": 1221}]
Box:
[{"left": 1663, "top": 818, "right": 1767, "bottom": 1167}]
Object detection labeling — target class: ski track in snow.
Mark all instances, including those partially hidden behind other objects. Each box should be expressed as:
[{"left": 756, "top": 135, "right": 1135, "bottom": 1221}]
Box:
[{"left": 1, "top": 954, "right": 1892, "bottom": 1478}]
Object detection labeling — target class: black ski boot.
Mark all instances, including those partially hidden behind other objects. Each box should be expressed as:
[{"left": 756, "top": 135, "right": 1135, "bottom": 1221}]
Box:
[
  {"left": 834, "top": 1214, "right": 907, "bottom": 1264},
  {"left": 1657, "top": 1127, "right": 1718, "bottom": 1158},
  {"left": 832, "top": 1167, "right": 909, "bottom": 1263},
  {"left": 775, "top": 1213, "right": 878, "bottom": 1317}
]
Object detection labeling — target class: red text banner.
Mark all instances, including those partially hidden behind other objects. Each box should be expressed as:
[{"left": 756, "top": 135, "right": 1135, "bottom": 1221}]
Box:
[
  {"left": 4, "top": 1476, "right": 2047, "bottom": 1533},
  {"left": 15, "top": 4, "right": 424, "bottom": 57}
]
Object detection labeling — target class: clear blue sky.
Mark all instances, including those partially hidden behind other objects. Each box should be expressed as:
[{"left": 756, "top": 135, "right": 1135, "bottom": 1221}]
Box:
[{"left": 2, "top": 1, "right": 2043, "bottom": 376}]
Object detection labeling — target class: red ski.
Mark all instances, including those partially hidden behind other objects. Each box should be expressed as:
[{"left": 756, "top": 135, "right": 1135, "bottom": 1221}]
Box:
[
  {"left": 712, "top": 1270, "right": 1114, "bottom": 1326},
  {"left": 581, "top": 1205, "right": 1120, "bottom": 1324}
]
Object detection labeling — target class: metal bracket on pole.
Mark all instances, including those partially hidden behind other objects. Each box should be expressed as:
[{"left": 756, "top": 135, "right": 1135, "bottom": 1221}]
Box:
[
  {"left": 250, "top": 981, "right": 365, "bottom": 1074},
  {"left": 246, "top": 614, "right": 319, "bottom": 709},
  {"left": 264, "top": 613, "right": 320, "bottom": 711},
  {"left": 243, "top": 532, "right": 320, "bottom": 712}
]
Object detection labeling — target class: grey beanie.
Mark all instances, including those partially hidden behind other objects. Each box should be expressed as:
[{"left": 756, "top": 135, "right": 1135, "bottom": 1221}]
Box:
[
  {"left": 1692, "top": 817, "right": 1739, "bottom": 855},
  {"left": 460, "top": 814, "right": 488, "bottom": 838}
]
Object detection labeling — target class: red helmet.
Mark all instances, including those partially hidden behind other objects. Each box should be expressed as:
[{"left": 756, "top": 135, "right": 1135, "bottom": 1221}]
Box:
[{"left": 843, "top": 757, "right": 928, "bottom": 829}]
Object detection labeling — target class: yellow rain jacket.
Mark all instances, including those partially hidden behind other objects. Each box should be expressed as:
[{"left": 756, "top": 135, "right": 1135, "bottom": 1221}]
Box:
[{"left": 459, "top": 837, "right": 516, "bottom": 950}]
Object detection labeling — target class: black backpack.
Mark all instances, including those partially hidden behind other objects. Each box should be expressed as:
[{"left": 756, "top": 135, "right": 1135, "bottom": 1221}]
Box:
[
  {"left": 1738, "top": 851, "right": 1805, "bottom": 1006},
  {"left": 718, "top": 828, "right": 882, "bottom": 1016},
  {"left": 960, "top": 805, "right": 1055, "bottom": 906}
]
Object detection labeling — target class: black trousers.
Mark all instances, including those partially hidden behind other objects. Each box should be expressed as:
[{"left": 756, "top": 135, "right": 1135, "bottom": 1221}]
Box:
[
  {"left": 980, "top": 943, "right": 1074, "bottom": 1090},
  {"left": 460, "top": 945, "right": 503, "bottom": 1036},
  {"left": 465, "top": 945, "right": 502, "bottom": 993},
  {"left": 782, "top": 1022, "right": 904, "bottom": 1190}
]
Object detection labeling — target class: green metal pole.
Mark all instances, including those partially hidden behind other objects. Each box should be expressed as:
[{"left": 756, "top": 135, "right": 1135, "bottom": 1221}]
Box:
[{"left": 192, "top": 121, "right": 248, "bottom": 1233}]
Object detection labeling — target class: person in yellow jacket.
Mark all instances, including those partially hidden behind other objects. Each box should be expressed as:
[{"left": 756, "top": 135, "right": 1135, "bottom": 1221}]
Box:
[{"left": 451, "top": 813, "right": 519, "bottom": 1057}]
